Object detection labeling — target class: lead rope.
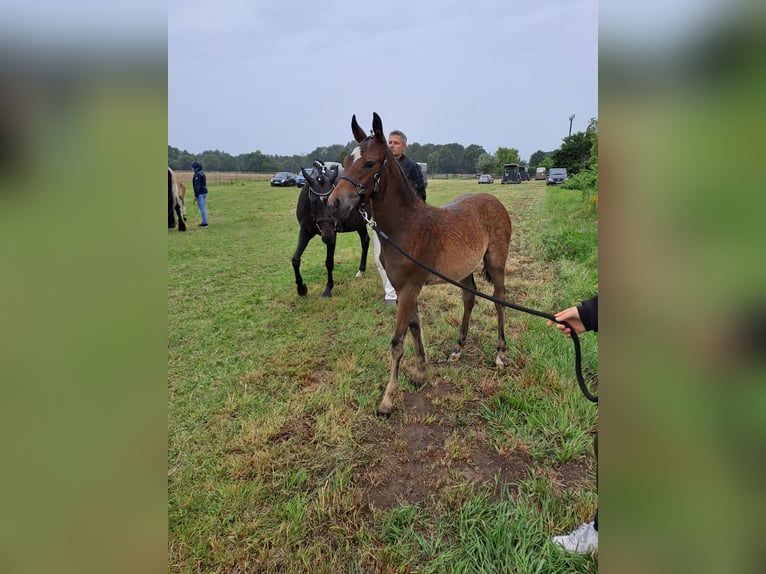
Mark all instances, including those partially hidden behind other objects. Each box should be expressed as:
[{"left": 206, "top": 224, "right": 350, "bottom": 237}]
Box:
[{"left": 361, "top": 211, "right": 597, "bottom": 403}]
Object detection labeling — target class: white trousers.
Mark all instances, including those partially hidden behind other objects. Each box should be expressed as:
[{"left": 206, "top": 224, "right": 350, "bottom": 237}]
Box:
[{"left": 372, "top": 232, "right": 397, "bottom": 300}]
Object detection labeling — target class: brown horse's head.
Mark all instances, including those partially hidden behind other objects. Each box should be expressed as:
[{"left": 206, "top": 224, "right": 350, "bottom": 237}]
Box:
[
  {"left": 328, "top": 113, "right": 390, "bottom": 220},
  {"left": 303, "top": 161, "right": 341, "bottom": 244}
]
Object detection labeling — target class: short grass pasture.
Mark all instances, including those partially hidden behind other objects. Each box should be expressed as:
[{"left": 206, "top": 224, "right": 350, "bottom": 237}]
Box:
[{"left": 168, "top": 178, "right": 598, "bottom": 573}]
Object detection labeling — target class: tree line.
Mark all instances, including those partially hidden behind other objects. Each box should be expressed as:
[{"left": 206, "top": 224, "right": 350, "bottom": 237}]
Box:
[{"left": 169, "top": 118, "right": 597, "bottom": 177}]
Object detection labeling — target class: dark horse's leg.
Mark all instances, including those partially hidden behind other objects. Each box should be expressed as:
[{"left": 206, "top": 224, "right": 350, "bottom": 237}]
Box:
[
  {"left": 321, "top": 234, "right": 336, "bottom": 297},
  {"left": 168, "top": 185, "right": 176, "bottom": 229},
  {"left": 449, "top": 274, "right": 477, "bottom": 361},
  {"left": 175, "top": 203, "right": 186, "bottom": 231},
  {"left": 291, "top": 228, "right": 315, "bottom": 296},
  {"left": 354, "top": 227, "right": 370, "bottom": 278}
]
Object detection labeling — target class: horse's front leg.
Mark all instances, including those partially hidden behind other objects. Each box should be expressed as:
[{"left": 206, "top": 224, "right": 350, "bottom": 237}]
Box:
[
  {"left": 291, "top": 229, "right": 313, "bottom": 296},
  {"left": 377, "top": 291, "right": 418, "bottom": 417},
  {"left": 355, "top": 228, "right": 370, "bottom": 278},
  {"left": 322, "top": 235, "right": 336, "bottom": 297},
  {"left": 449, "top": 274, "right": 476, "bottom": 361}
]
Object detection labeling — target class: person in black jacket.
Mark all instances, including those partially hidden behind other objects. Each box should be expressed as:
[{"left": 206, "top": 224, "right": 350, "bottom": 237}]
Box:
[
  {"left": 547, "top": 295, "right": 598, "bottom": 554},
  {"left": 388, "top": 130, "right": 426, "bottom": 201},
  {"left": 191, "top": 161, "right": 209, "bottom": 227}
]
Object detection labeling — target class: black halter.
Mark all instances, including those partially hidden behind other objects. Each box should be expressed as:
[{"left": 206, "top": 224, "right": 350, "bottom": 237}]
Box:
[
  {"left": 306, "top": 160, "right": 338, "bottom": 227},
  {"left": 337, "top": 155, "right": 388, "bottom": 213}
]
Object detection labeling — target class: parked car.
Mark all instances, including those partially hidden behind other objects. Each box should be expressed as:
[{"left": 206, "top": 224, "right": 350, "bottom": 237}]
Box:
[
  {"left": 546, "top": 168, "right": 568, "bottom": 186},
  {"left": 270, "top": 171, "right": 296, "bottom": 187},
  {"left": 295, "top": 170, "right": 308, "bottom": 187},
  {"left": 535, "top": 167, "right": 547, "bottom": 180},
  {"left": 478, "top": 174, "right": 494, "bottom": 184}
]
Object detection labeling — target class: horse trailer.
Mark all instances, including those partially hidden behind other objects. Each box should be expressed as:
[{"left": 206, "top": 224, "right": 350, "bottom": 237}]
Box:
[{"left": 501, "top": 163, "right": 521, "bottom": 184}]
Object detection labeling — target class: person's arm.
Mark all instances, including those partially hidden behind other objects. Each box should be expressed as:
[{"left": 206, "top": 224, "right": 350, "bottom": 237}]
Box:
[
  {"left": 547, "top": 295, "right": 598, "bottom": 337},
  {"left": 577, "top": 295, "right": 598, "bottom": 333},
  {"left": 412, "top": 164, "right": 426, "bottom": 201}
]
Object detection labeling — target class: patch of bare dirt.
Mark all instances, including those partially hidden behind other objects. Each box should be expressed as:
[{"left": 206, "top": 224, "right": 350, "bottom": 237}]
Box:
[{"left": 357, "top": 376, "right": 590, "bottom": 510}]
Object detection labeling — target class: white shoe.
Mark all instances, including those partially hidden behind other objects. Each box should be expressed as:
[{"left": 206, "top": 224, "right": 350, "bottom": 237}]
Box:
[{"left": 552, "top": 521, "right": 598, "bottom": 554}]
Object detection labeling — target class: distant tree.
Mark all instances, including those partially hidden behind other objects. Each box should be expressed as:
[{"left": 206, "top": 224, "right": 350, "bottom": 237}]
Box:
[
  {"left": 495, "top": 147, "right": 520, "bottom": 172},
  {"left": 549, "top": 132, "right": 592, "bottom": 175},
  {"left": 528, "top": 150, "right": 550, "bottom": 169},
  {"left": 442, "top": 143, "right": 464, "bottom": 171},
  {"left": 168, "top": 146, "right": 196, "bottom": 171},
  {"left": 439, "top": 147, "right": 458, "bottom": 173},
  {"left": 585, "top": 118, "right": 598, "bottom": 171},
  {"left": 476, "top": 153, "right": 497, "bottom": 174},
  {"left": 462, "top": 144, "right": 486, "bottom": 174},
  {"left": 427, "top": 151, "right": 441, "bottom": 173},
  {"left": 406, "top": 142, "right": 426, "bottom": 163}
]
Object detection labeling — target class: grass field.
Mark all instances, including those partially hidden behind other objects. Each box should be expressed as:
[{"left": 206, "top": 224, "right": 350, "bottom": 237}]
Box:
[{"left": 168, "top": 178, "right": 598, "bottom": 573}]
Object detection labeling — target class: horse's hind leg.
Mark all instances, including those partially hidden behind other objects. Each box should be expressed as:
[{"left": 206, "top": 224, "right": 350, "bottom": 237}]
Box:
[
  {"left": 355, "top": 228, "right": 370, "bottom": 278},
  {"left": 449, "top": 274, "right": 476, "bottom": 361},
  {"left": 484, "top": 258, "right": 508, "bottom": 367},
  {"left": 408, "top": 303, "right": 426, "bottom": 387}
]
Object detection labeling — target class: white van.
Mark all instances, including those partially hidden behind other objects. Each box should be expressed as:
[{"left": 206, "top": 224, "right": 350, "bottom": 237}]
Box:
[{"left": 535, "top": 167, "right": 546, "bottom": 180}]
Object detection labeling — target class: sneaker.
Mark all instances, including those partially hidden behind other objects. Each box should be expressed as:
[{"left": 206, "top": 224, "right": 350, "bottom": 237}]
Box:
[
  {"left": 198, "top": 223, "right": 208, "bottom": 227},
  {"left": 552, "top": 521, "right": 598, "bottom": 554}
]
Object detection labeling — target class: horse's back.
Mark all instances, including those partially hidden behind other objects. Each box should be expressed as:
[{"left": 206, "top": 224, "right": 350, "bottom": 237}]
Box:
[{"left": 438, "top": 193, "right": 511, "bottom": 237}]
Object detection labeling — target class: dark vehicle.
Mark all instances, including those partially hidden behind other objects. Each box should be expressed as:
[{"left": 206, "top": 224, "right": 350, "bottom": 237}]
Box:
[
  {"left": 546, "top": 167, "right": 568, "bottom": 186},
  {"left": 478, "top": 174, "right": 494, "bottom": 184},
  {"left": 271, "top": 172, "right": 296, "bottom": 187},
  {"left": 519, "top": 166, "right": 530, "bottom": 181},
  {"left": 501, "top": 163, "right": 521, "bottom": 184}
]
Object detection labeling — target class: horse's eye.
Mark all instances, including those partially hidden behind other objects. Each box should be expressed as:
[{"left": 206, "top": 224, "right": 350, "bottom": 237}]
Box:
[{"left": 364, "top": 160, "right": 375, "bottom": 169}]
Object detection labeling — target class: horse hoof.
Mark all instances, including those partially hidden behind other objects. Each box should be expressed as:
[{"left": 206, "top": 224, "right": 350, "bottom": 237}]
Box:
[
  {"left": 449, "top": 351, "right": 461, "bottom": 361},
  {"left": 376, "top": 407, "right": 392, "bottom": 418},
  {"left": 297, "top": 285, "right": 308, "bottom": 297},
  {"left": 355, "top": 270, "right": 364, "bottom": 278},
  {"left": 495, "top": 356, "right": 507, "bottom": 368},
  {"left": 321, "top": 290, "right": 332, "bottom": 298}
]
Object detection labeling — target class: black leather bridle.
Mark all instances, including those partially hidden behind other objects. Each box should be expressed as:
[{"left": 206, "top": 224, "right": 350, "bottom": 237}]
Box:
[{"left": 336, "top": 152, "right": 388, "bottom": 216}]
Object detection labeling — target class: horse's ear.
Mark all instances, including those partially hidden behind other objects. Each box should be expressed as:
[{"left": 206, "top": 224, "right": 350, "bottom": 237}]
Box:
[
  {"left": 372, "top": 112, "right": 384, "bottom": 142},
  {"left": 301, "top": 167, "right": 314, "bottom": 187},
  {"left": 327, "top": 164, "right": 339, "bottom": 182},
  {"left": 351, "top": 114, "right": 366, "bottom": 143}
]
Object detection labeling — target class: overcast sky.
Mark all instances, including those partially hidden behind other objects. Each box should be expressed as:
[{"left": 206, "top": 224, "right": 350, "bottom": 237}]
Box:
[{"left": 168, "top": 0, "right": 598, "bottom": 162}]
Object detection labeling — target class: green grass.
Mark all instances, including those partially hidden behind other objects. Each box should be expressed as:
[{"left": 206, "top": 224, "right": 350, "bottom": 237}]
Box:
[{"left": 169, "top": 178, "right": 598, "bottom": 572}]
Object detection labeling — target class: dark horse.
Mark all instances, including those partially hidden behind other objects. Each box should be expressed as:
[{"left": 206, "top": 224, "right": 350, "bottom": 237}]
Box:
[
  {"left": 168, "top": 167, "right": 186, "bottom": 231},
  {"left": 328, "top": 113, "right": 512, "bottom": 416},
  {"left": 292, "top": 160, "right": 370, "bottom": 297}
]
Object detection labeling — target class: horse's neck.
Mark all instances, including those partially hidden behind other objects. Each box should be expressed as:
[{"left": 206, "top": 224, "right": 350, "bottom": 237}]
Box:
[{"left": 370, "top": 168, "right": 421, "bottom": 233}]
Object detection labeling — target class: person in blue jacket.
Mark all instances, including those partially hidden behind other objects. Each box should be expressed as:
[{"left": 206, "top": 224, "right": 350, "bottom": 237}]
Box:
[{"left": 192, "top": 161, "right": 209, "bottom": 227}]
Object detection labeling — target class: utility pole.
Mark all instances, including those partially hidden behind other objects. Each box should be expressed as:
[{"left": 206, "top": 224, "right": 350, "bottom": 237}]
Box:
[{"left": 568, "top": 114, "right": 575, "bottom": 136}]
